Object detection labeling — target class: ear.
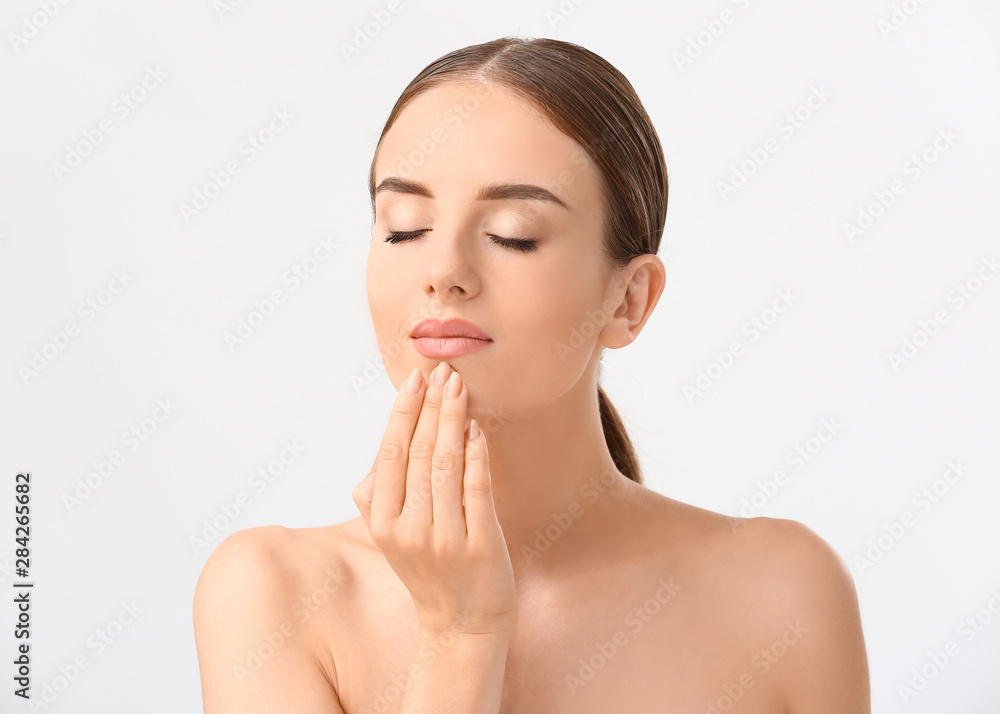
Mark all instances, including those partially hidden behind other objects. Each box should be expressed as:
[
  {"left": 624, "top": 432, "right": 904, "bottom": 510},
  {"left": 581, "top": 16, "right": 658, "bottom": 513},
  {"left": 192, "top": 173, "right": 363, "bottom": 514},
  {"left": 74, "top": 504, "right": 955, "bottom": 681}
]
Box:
[{"left": 598, "top": 254, "right": 666, "bottom": 349}]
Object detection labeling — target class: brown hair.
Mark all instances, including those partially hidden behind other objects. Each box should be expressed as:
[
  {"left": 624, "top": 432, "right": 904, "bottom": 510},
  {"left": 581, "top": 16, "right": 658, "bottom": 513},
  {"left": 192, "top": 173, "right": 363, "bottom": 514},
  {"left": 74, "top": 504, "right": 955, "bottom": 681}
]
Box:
[{"left": 367, "top": 37, "right": 669, "bottom": 485}]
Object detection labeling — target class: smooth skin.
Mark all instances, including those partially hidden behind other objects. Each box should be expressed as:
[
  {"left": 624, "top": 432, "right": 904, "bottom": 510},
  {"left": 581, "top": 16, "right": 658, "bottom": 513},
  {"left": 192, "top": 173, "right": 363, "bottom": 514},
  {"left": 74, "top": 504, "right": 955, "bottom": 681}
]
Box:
[{"left": 193, "top": 79, "right": 870, "bottom": 713}]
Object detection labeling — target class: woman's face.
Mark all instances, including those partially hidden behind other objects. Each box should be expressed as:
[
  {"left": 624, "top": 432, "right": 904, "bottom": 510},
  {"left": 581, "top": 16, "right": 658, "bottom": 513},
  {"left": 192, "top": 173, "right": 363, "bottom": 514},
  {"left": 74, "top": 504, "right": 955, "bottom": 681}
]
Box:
[{"left": 367, "top": 81, "right": 621, "bottom": 421}]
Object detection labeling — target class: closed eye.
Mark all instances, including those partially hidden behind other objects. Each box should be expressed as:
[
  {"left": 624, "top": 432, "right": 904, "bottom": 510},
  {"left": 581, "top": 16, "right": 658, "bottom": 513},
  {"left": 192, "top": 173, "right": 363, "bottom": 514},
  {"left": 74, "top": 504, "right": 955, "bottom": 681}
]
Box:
[{"left": 383, "top": 230, "right": 539, "bottom": 253}]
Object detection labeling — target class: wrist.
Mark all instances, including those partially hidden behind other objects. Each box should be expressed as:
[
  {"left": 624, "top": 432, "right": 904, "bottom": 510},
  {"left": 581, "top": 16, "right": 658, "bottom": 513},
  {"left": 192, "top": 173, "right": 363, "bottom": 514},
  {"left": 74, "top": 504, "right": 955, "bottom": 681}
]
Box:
[{"left": 418, "top": 610, "right": 517, "bottom": 641}]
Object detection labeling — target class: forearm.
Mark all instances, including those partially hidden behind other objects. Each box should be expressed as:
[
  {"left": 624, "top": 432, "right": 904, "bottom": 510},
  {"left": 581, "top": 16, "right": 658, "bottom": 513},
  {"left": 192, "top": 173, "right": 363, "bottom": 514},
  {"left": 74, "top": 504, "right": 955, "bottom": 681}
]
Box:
[{"left": 398, "top": 626, "right": 513, "bottom": 714}]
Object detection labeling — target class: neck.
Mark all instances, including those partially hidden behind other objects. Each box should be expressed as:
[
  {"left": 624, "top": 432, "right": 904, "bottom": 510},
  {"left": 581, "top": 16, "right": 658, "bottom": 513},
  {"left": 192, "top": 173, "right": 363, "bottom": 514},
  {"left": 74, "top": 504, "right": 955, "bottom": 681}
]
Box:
[{"left": 473, "top": 373, "right": 637, "bottom": 586}]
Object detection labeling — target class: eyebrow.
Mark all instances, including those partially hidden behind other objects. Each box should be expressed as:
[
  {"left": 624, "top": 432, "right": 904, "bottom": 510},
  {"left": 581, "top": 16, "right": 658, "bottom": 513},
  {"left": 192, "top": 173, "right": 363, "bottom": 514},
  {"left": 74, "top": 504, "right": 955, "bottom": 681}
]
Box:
[{"left": 374, "top": 176, "right": 571, "bottom": 212}]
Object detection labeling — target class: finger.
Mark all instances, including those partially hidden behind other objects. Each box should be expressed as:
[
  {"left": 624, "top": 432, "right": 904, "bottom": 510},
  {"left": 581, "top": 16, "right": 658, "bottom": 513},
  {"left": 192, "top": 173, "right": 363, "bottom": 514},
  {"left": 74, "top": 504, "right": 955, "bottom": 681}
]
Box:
[
  {"left": 371, "top": 366, "right": 425, "bottom": 527},
  {"left": 432, "top": 369, "right": 468, "bottom": 541},
  {"left": 463, "top": 419, "right": 500, "bottom": 545},
  {"left": 403, "top": 360, "right": 450, "bottom": 525},
  {"left": 352, "top": 467, "right": 375, "bottom": 531}
]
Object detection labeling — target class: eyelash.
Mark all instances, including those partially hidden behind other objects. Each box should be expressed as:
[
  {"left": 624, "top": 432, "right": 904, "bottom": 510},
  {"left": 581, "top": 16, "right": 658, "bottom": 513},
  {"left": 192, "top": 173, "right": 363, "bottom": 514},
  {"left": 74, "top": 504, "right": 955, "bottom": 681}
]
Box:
[{"left": 383, "top": 230, "right": 539, "bottom": 253}]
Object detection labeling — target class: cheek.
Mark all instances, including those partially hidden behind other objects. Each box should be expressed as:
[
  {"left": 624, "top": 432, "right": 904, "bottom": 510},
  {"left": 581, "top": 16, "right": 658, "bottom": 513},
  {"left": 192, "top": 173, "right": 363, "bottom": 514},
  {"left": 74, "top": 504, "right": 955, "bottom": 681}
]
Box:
[
  {"left": 366, "top": 249, "right": 409, "bottom": 379},
  {"left": 365, "top": 252, "right": 387, "bottom": 333},
  {"left": 509, "top": 260, "right": 602, "bottom": 374},
  {"left": 367, "top": 246, "right": 404, "bottom": 316}
]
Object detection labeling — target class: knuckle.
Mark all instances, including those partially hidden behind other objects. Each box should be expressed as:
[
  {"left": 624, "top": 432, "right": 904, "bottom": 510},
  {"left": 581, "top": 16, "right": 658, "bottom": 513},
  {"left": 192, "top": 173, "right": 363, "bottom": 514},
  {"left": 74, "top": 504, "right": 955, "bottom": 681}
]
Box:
[
  {"left": 432, "top": 450, "right": 460, "bottom": 472},
  {"left": 408, "top": 438, "right": 434, "bottom": 461},
  {"left": 392, "top": 399, "right": 420, "bottom": 419},
  {"left": 398, "top": 523, "right": 428, "bottom": 551},
  {"left": 401, "top": 499, "right": 421, "bottom": 517},
  {"left": 379, "top": 441, "right": 406, "bottom": 463},
  {"left": 464, "top": 479, "right": 491, "bottom": 497},
  {"left": 438, "top": 406, "right": 463, "bottom": 426},
  {"left": 465, "top": 445, "right": 484, "bottom": 462},
  {"left": 432, "top": 530, "right": 460, "bottom": 557},
  {"left": 422, "top": 391, "right": 443, "bottom": 411}
]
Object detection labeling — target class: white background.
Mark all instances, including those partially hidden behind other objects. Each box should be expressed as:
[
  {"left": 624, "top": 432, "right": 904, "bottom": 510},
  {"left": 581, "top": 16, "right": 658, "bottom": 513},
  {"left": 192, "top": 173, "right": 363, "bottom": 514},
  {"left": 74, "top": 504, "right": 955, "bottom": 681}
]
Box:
[{"left": 1, "top": 0, "right": 998, "bottom": 711}]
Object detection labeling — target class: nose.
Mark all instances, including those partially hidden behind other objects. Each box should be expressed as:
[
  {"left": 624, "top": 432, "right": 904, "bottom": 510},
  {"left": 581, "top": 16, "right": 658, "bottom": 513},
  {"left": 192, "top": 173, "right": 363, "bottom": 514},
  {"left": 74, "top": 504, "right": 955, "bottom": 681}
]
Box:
[{"left": 423, "top": 231, "right": 481, "bottom": 300}]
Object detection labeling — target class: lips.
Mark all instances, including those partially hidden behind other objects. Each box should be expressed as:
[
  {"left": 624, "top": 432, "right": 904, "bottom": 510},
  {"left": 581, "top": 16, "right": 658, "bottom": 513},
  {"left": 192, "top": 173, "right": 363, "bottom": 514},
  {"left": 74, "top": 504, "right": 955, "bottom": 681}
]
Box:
[{"left": 411, "top": 318, "right": 492, "bottom": 341}]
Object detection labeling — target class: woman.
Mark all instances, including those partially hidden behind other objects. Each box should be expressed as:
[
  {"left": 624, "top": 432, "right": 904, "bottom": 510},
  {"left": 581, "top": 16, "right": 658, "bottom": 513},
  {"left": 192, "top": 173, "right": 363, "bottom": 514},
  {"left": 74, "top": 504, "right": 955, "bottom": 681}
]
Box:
[{"left": 194, "top": 36, "right": 870, "bottom": 713}]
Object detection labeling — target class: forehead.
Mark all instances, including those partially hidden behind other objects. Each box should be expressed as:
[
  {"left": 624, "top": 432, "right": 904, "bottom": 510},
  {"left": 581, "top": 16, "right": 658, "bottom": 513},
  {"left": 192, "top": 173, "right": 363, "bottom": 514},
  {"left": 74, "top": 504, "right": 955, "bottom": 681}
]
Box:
[{"left": 373, "top": 82, "right": 602, "bottom": 211}]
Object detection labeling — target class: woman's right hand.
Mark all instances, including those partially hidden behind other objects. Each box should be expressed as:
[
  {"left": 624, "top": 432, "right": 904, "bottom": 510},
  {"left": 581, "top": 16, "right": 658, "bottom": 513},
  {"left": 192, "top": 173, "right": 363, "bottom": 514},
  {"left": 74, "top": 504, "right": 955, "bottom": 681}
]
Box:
[{"left": 352, "top": 360, "right": 518, "bottom": 638}]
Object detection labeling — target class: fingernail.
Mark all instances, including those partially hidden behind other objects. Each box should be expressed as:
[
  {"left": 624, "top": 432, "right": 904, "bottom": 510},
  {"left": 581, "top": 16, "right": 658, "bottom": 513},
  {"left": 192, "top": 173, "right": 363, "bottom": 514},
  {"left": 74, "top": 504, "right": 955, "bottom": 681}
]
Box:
[
  {"left": 445, "top": 370, "right": 461, "bottom": 398},
  {"left": 432, "top": 360, "right": 450, "bottom": 386},
  {"left": 404, "top": 367, "right": 422, "bottom": 393},
  {"left": 468, "top": 418, "right": 480, "bottom": 441}
]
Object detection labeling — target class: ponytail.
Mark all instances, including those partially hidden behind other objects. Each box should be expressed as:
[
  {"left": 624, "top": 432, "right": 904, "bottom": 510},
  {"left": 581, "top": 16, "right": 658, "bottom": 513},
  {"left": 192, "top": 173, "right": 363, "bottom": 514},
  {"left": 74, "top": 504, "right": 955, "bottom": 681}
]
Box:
[{"left": 597, "top": 386, "right": 643, "bottom": 485}]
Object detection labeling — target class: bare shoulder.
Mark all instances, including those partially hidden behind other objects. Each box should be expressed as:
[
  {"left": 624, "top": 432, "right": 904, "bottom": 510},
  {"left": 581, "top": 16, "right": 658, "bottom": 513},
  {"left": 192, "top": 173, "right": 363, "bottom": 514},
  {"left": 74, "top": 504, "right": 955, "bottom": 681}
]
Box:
[
  {"left": 193, "top": 524, "right": 351, "bottom": 713},
  {"left": 687, "top": 508, "right": 871, "bottom": 714},
  {"left": 737, "top": 517, "right": 870, "bottom": 713},
  {"left": 625, "top": 486, "right": 869, "bottom": 712},
  {"left": 633, "top": 489, "right": 861, "bottom": 605},
  {"left": 712, "top": 514, "right": 859, "bottom": 599}
]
